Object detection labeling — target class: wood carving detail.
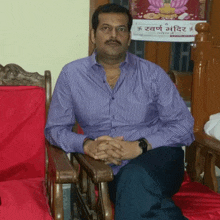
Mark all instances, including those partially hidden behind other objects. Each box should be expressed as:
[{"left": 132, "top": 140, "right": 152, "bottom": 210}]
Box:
[{"left": 0, "top": 64, "right": 45, "bottom": 87}]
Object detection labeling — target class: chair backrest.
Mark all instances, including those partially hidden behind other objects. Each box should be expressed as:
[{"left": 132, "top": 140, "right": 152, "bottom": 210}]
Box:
[
  {"left": 0, "top": 64, "right": 51, "bottom": 115},
  {"left": 0, "top": 64, "right": 51, "bottom": 181},
  {"left": 191, "top": 23, "right": 220, "bottom": 132}
]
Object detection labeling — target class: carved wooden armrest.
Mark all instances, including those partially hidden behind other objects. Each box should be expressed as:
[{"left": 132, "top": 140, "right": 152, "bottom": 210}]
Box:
[
  {"left": 74, "top": 153, "right": 114, "bottom": 183},
  {"left": 187, "top": 131, "right": 220, "bottom": 192},
  {"left": 46, "top": 141, "right": 78, "bottom": 219},
  {"left": 194, "top": 131, "right": 220, "bottom": 156},
  {"left": 46, "top": 141, "right": 78, "bottom": 183}
]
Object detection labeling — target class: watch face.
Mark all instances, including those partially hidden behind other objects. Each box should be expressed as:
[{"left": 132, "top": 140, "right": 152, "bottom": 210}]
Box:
[
  {"left": 139, "top": 141, "right": 146, "bottom": 148},
  {"left": 138, "top": 138, "right": 148, "bottom": 153}
]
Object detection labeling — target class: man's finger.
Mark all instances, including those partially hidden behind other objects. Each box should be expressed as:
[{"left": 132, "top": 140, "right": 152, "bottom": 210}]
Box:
[
  {"left": 104, "top": 157, "right": 122, "bottom": 165},
  {"left": 106, "top": 149, "right": 122, "bottom": 159},
  {"left": 96, "top": 141, "right": 110, "bottom": 151},
  {"left": 93, "top": 150, "right": 108, "bottom": 157},
  {"left": 96, "top": 140, "right": 122, "bottom": 151},
  {"left": 106, "top": 140, "right": 123, "bottom": 150},
  {"left": 114, "top": 136, "right": 124, "bottom": 140},
  {"left": 96, "top": 135, "right": 114, "bottom": 141},
  {"left": 94, "top": 153, "right": 110, "bottom": 160},
  {"left": 97, "top": 143, "right": 123, "bottom": 153},
  {"left": 94, "top": 148, "right": 123, "bottom": 160},
  {"left": 96, "top": 136, "right": 124, "bottom": 141}
]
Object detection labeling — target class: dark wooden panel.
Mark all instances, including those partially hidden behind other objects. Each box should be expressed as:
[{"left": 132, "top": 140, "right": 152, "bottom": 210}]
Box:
[{"left": 145, "top": 42, "right": 171, "bottom": 72}]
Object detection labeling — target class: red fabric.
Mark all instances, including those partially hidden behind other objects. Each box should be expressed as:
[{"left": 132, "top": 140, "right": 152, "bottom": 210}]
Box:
[
  {"left": 173, "top": 172, "right": 220, "bottom": 220},
  {"left": 0, "top": 178, "right": 52, "bottom": 220},
  {"left": 0, "top": 86, "right": 51, "bottom": 219},
  {"left": 77, "top": 125, "right": 84, "bottom": 135},
  {"left": 0, "top": 86, "right": 46, "bottom": 181}
]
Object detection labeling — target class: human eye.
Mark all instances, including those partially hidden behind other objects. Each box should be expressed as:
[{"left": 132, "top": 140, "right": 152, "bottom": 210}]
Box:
[
  {"left": 117, "top": 27, "right": 127, "bottom": 32},
  {"left": 101, "top": 26, "right": 111, "bottom": 32}
]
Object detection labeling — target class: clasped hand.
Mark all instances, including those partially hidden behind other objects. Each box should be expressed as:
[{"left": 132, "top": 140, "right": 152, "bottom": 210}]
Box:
[{"left": 83, "top": 136, "right": 142, "bottom": 165}]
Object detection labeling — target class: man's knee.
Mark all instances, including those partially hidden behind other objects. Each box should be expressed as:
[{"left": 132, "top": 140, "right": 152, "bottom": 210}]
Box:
[
  {"left": 119, "top": 163, "right": 146, "bottom": 179},
  {"left": 117, "top": 163, "right": 159, "bottom": 192}
]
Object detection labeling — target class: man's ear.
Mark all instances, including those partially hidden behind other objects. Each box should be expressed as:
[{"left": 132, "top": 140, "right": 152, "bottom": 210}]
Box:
[{"left": 90, "top": 29, "right": 96, "bottom": 45}]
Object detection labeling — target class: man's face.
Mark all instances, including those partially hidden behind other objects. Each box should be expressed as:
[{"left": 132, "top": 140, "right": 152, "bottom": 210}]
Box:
[{"left": 91, "top": 13, "right": 131, "bottom": 59}]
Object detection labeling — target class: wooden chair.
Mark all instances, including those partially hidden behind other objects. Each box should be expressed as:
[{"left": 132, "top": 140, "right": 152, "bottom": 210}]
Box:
[
  {"left": 71, "top": 22, "right": 220, "bottom": 220},
  {"left": 0, "top": 64, "right": 77, "bottom": 220},
  {"left": 186, "top": 22, "right": 220, "bottom": 191}
]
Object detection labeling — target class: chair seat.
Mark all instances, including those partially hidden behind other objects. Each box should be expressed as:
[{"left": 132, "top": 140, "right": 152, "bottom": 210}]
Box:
[
  {"left": 0, "top": 178, "right": 52, "bottom": 220},
  {"left": 173, "top": 173, "right": 220, "bottom": 220}
]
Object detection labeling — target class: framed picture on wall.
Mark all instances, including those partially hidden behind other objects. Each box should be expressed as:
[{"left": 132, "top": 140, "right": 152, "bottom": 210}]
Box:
[{"left": 130, "top": 0, "right": 207, "bottom": 42}]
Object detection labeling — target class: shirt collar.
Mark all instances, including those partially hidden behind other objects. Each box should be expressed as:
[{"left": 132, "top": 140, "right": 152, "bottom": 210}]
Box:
[
  {"left": 90, "top": 51, "right": 99, "bottom": 67},
  {"left": 120, "top": 52, "right": 135, "bottom": 69},
  {"left": 89, "top": 51, "right": 136, "bottom": 71}
]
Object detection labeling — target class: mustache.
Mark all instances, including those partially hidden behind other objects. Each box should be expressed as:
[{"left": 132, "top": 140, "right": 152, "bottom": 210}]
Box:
[{"left": 105, "top": 39, "right": 121, "bottom": 45}]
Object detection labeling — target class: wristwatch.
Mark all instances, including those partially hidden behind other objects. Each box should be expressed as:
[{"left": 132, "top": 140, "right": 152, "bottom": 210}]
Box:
[
  {"left": 83, "top": 137, "right": 94, "bottom": 147},
  {"left": 137, "top": 138, "right": 148, "bottom": 154}
]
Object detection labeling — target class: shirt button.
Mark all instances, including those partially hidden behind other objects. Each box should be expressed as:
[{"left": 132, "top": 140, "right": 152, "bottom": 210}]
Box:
[
  {"left": 103, "top": 80, "right": 106, "bottom": 83},
  {"left": 112, "top": 97, "right": 115, "bottom": 100}
]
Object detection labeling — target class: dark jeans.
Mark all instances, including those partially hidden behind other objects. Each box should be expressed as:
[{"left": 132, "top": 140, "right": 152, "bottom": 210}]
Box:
[{"left": 108, "top": 146, "right": 188, "bottom": 220}]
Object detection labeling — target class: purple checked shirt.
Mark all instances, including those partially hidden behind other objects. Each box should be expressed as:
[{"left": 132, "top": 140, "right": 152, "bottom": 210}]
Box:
[{"left": 45, "top": 52, "right": 195, "bottom": 174}]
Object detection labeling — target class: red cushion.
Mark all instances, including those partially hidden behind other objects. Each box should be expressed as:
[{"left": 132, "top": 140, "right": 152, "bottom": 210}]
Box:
[
  {"left": 173, "top": 172, "right": 220, "bottom": 219},
  {"left": 0, "top": 86, "right": 46, "bottom": 181},
  {"left": 0, "top": 178, "right": 52, "bottom": 220}
]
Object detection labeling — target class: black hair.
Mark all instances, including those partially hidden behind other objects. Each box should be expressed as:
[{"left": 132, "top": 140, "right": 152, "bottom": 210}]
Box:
[{"left": 92, "top": 3, "right": 133, "bottom": 32}]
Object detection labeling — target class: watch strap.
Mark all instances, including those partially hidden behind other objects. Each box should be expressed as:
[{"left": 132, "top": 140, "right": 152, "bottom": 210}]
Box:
[
  {"left": 83, "top": 137, "right": 94, "bottom": 147},
  {"left": 137, "top": 138, "right": 148, "bottom": 154}
]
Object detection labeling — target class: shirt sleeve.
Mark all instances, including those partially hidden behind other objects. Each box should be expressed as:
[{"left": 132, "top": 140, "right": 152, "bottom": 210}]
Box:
[
  {"left": 138, "top": 66, "right": 195, "bottom": 149},
  {"left": 44, "top": 67, "right": 88, "bottom": 153}
]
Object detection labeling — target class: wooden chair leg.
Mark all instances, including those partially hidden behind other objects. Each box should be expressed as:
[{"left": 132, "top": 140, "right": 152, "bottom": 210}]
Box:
[
  {"left": 49, "top": 179, "right": 53, "bottom": 212},
  {"left": 53, "top": 183, "right": 64, "bottom": 220},
  {"left": 204, "top": 152, "right": 218, "bottom": 192},
  {"left": 186, "top": 143, "right": 203, "bottom": 183},
  {"left": 87, "top": 177, "right": 96, "bottom": 211},
  {"left": 97, "top": 182, "right": 113, "bottom": 220},
  {"left": 80, "top": 169, "right": 88, "bottom": 194}
]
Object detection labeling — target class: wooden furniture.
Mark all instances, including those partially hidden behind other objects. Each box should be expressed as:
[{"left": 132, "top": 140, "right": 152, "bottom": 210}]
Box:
[
  {"left": 71, "top": 22, "right": 220, "bottom": 220},
  {"left": 186, "top": 22, "right": 220, "bottom": 191},
  {"left": 0, "top": 64, "right": 77, "bottom": 220},
  {"left": 162, "top": 22, "right": 220, "bottom": 193},
  {"left": 168, "top": 70, "right": 192, "bottom": 104}
]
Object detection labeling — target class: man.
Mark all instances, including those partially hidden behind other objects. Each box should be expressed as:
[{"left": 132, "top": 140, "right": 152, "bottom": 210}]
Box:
[{"left": 45, "top": 3, "right": 194, "bottom": 220}]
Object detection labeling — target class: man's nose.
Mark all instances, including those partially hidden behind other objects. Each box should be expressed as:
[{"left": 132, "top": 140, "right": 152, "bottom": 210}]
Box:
[{"left": 110, "top": 28, "right": 118, "bottom": 38}]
